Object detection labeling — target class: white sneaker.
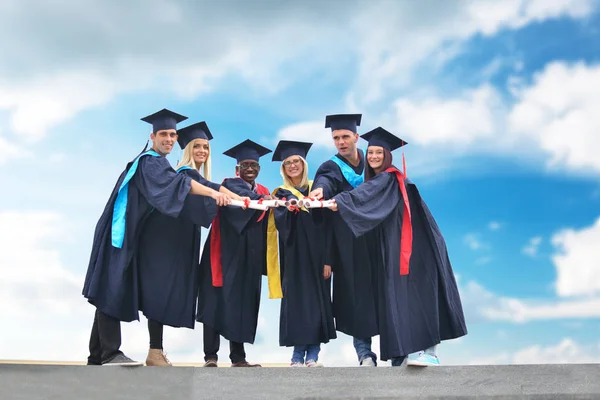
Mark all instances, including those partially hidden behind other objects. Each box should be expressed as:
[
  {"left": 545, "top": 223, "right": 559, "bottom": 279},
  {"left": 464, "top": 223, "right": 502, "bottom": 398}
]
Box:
[
  {"left": 360, "top": 357, "right": 376, "bottom": 367},
  {"left": 290, "top": 362, "right": 304, "bottom": 367}
]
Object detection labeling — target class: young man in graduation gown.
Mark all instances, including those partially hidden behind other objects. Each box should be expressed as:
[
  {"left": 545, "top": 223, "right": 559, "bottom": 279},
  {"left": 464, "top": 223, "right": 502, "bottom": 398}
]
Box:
[
  {"left": 271, "top": 140, "right": 337, "bottom": 367},
  {"left": 137, "top": 121, "right": 246, "bottom": 366},
  {"left": 196, "top": 139, "right": 274, "bottom": 367},
  {"left": 331, "top": 127, "right": 468, "bottom": 366},
  {"left": 82, "top": 109, "right": 232, "bottom": 366},
  {"left": 308, "top": 114, "right": 380, "bottom": 367}
]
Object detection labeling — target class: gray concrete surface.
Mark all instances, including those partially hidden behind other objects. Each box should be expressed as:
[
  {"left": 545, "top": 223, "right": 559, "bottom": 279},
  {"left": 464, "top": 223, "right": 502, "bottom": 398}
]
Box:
[{"left": 1, "top": 363, "right": 599, "bottom": 399}]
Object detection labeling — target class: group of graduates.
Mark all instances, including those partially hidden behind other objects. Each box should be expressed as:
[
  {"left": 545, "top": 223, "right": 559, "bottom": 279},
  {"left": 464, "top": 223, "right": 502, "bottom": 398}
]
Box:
[{"left": 82, "top": 108, "right": 467, "bottom": 368}]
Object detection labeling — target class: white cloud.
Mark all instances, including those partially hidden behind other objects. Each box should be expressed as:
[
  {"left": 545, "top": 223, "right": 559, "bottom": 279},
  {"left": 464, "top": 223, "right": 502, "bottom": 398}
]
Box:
[
  {"left": 276, "top": 121, "right": 332, "bottom": 148},
  {"left": 475, "top": 256, "right": 492, "bottom": 265},
  {"left": 0, "top": 0, "right": 594, "bottom": 146},
  {"left": 508, "top": 62, "right": 600, "bottom": 175},
  {"left": 0, "top": 211, "right": 89, "bottom": 360},
  {"left": 395, "top": 85, "right": 504, "bottom": 148},
  {"left": 488, "top": 221, "right": 502, "bottom": 231},
  {"left": 0, "top": 135, "right": 29, "bottom": 165},
  {"left": 350, "top": 0, "right": 595, "bottom": 106},
  {"left": 470, "top": 338, "right": 600, "bottom": 365},
  {"left": 462, "top": 280, "right": 600, "bottom": 324},
  {"left": 522, "top": 236, "right": 543, "bottom": 257},
  {"left": 464, "top": 233, "right": 487, "bottom": 250},
  {"left": 552, "top": 217, "right": 600, "bottom": 298},
  {"left": 387, "top": 60, "right": 600, "bottom": 177}
]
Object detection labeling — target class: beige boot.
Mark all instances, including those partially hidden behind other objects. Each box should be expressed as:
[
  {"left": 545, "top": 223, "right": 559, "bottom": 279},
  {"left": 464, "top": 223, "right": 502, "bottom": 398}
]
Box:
[{"left": 145, "top": 349, "right": 172, "bottom": 367}]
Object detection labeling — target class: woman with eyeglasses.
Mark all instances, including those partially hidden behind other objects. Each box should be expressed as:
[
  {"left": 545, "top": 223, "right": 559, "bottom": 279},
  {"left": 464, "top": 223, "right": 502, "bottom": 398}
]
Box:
[{"left": 270, "top": 140, "right": 337, "bottom": 368}]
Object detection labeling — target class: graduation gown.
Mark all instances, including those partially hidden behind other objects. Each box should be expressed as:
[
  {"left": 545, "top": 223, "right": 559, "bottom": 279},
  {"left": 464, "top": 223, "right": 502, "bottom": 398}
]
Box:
[
  {"left": 136, "top": 168, "right": 219, "bottom": 329},
  {"left": 273, "top": 186, "right": 337, "bottom": 347},
  {"left": 312, "top": 150, "right": 379, "bottom": 340},
  {"left": 196, "top": 178, "right": 269, "bottom": 344},
  {"left": 333, "top": 170, "right": 468, "bottom": 361},
  {"left": 82, "top": 153, "right": 192, "bottom": 322}
]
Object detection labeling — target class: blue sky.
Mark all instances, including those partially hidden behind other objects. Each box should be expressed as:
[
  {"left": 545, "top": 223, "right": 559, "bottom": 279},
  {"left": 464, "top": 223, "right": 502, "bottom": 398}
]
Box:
[{"left": 1, "top": 0, "right": 600, "bottom": 366}]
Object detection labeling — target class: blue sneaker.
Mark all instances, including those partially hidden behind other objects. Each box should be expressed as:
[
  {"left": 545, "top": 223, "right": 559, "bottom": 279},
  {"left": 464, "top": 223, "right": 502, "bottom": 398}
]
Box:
[{"left": 406, "top": 352, "right": 440, "bottom": 367}]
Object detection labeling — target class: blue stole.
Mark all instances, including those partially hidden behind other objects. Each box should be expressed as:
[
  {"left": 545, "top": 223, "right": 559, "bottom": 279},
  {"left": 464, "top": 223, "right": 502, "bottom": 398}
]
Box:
[
  {"left": 329, "top": 154, "right": 364, "bottom": 188},
  {"left": 176, "top": 165, "right": 193, "bottom": 173},
  {"left": 111, "top": 150, "right": 160, "bottom": 248}
]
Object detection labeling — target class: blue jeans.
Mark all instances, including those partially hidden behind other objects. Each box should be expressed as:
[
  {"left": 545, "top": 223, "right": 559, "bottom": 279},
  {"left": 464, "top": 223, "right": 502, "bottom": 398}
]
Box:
[
  {"left": 353, "top": 337, "right": 377, "bottom": 365},
  {"left": 292, "top": 344, "right": 321, "bottom": 363}
]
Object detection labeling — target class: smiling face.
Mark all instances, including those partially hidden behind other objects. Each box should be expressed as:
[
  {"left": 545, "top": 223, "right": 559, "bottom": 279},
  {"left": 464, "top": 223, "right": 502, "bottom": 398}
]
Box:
[
  {"left": 283, "top": 155, "right": 304, "bottom": 180},
  {"left": 192, "top": 139, "right": 210, "bottom": 165},
  {"left": 367, "top": 145, "right": 385, "bottom": 170},
  {"left": 237, "top": 159, "right": 260, "bottom": 184},
  {"left": 151, "top": 129, "right": 177, "bottom": 156},
  {"left": 332, "top": 129, "right": 359, "bottom": 159}
]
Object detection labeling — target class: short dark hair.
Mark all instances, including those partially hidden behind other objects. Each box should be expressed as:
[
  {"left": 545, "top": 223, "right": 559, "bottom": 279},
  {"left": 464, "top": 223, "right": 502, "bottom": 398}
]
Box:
[{"left": 365, "top": 147, "right": 393, "bottom": 182}]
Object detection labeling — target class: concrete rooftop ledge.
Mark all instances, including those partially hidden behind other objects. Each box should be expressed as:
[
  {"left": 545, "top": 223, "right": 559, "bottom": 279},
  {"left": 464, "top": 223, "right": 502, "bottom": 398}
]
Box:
[{"left": 1, "top": 362, "right": 599, "bottom": 399}]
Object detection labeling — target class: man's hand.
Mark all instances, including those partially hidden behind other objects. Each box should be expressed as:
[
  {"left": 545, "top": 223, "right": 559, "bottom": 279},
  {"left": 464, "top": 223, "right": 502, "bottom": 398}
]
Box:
[
  {"left": 239, "top": 196, "right": 250, "bottom": 209},
  {"left": 323, "top": 265, "right": 332, "bottom": 279},
  {"left": 330, "top": 199, "right": 338, "bottom": 212},
  {"left": 309, "top": 188, "right": 323, "bottom": 200},
  {"left": 211, "top": 191, "right": 232, "bottom": 207},
  {"left": 262, "top": 195, "right": 274, "bottom": 200}
]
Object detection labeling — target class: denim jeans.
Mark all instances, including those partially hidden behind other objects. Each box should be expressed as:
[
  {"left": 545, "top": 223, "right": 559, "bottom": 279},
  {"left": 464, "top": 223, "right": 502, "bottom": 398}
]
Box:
[
  {"left": 353, "top": 337, "right": 377, "bottom": 365},
  {"left": 292, "top": 344, "right": 321, "bottom": 363}
]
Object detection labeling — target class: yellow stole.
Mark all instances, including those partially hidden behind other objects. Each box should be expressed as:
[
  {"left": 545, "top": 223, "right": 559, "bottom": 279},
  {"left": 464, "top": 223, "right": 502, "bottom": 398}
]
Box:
[{"left": 266, "top": 181, "right": 313, "bottom": 299}]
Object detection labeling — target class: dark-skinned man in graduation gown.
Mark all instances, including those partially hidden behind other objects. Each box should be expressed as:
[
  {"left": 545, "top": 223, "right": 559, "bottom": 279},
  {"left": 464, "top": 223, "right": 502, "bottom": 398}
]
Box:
[
  {"left": 137, "top": 121, "right": 247, "bottom": 366},
  {"left": 196, "top": 139, "right": 275, "bottom": 367},
  {"left": 82, "top": 109, "right": 232, "bottom": 366},
  {"left": 270, "top": 140, "right": 337, "bottom": 367},
  {"left": 308, "top": 114, "right": 380, "bottom": 367},
  {"left": 331, "top": 127, "right": 467, "bottom": 366}
]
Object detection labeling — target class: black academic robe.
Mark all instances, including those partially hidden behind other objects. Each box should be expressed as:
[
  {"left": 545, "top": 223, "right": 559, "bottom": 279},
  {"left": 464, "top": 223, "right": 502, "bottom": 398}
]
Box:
[
  {"left": 333, "top": 170, "right": 468, "bottom": 361},
  {"left": 137, "top": 169, "right": 220, "bottom": 329},
  {"left": 82, "top": 155, "right": 192, "bottom": 322},
  {"left": 274, "top": 187, "right": 337, "bottom": 347},
  {"left": 312, "top": 150, "right": 379, "bottom": 340},
  {"left": 196, "top": 178, "right": 269, "bottom": 344}
]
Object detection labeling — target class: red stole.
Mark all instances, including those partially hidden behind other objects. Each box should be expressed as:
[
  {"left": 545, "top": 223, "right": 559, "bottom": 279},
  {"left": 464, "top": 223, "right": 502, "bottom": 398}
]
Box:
[
  {"left": 384, "top": 167, "right": 413, "bottom": 275},
  {"left": 209, "top": 180, "right": 269, "bottom": 287}
]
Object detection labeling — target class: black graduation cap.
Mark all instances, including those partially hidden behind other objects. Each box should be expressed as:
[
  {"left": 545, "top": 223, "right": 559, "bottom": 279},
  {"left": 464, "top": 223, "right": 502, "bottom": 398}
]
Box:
[
  {"left": 360, "top": 127, "right": 407, "bottom": 151},
  {"left": 272, "top": 140, "right": 313, "bottom": 162},
  {"left": 325, "top": 113, "right": 362, "bottom": 133},
  {"left": 140, "top": 108, "right": 188, "bottom": 133},
  {"left": 223, "top": 139, "right": 272, "bottom": 163},
  {"left": 176, "top": 121, "right": 213, "bottom": 149}
]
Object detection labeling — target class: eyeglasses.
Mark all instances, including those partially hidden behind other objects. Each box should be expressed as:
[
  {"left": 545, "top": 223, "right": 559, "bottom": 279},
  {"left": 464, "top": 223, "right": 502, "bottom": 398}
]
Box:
[
  {"left": 239, "top": 162, "right": 260, "bottom": 170},
  {"left": 283, "top": 158, "right": 301, "bottom": 167}
]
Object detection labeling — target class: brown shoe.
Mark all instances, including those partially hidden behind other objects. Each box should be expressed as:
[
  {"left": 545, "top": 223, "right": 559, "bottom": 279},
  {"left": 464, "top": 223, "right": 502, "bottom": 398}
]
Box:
[
  {"left": 204, "top": 359, "right": 218, "bottom": 367},
  {"left": 231, "top": 360, "right": 261, "bottom": 367},
  {"left": 145, "top": 349, "right": 172, "bottom": 367}
]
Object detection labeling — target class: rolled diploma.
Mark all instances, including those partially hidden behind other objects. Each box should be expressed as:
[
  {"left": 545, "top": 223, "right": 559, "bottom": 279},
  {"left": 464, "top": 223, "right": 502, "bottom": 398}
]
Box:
[
  {"left": 300, "top": 199, "right": 336, "bottom": 209},
  {"left": 285, "top": 199, "right": 300, "bottom": 207},
  {"left": 260, "top": 199, "right": 288, "bottom": 208},
  {"left": 228, "top": 199, "right": 269, "bottom": 211}
]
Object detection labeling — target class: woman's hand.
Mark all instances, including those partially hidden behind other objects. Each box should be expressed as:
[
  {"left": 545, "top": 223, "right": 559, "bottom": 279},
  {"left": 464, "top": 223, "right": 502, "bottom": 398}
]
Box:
[{"left": 211, "top": 190, "right": 232, "bottom": 207}]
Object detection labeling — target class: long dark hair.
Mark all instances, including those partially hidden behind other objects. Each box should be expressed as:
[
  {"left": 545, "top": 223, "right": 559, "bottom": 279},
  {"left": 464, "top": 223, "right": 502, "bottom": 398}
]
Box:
[{"left": 365, "top": 147, "right": 393, "bottom": 182}]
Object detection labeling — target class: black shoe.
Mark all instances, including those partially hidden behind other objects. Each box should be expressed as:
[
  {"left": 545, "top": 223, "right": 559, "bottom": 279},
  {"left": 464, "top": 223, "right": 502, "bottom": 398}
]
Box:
[
  {"left": 102, "top": 353, "right": 143, "bottom": 367},
  {"left": 86, "top": 359, "right": 101, "bottom": 366}
]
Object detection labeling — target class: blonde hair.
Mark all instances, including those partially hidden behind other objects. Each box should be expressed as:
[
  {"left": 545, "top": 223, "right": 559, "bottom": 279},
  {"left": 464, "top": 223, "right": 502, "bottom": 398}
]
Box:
[
  {"left": 280, "top": 156, "right": 309, "bottom": 190},
  {"left": 176, "top": 138, "right": 212, "bottom": 180}
]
